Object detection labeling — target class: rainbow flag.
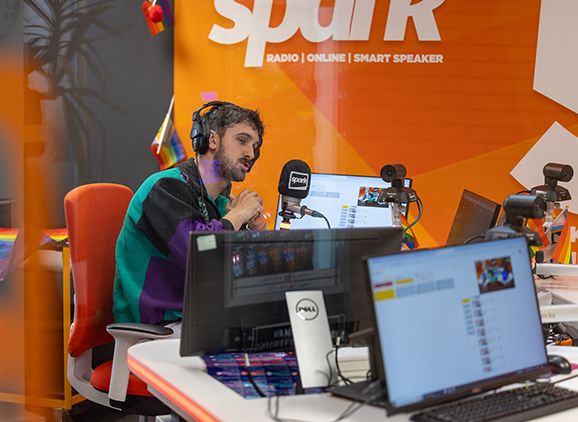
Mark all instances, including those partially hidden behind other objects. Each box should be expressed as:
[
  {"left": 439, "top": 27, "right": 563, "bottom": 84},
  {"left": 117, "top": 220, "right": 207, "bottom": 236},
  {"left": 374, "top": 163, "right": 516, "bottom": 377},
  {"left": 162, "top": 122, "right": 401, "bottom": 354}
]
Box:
[
  {"left": 1, "top": 228, "right": 68, "bottom": 281},
  {"left": 151, "top": 96, "right": 186, "bottom": 171},
  {"left": 0, "top": 229, "right": 18, "bottom": 281},
  {"left": 0, "top": 228, "right": 18, "bottom": 258},
  {"left": 400, "top": 214, "right": 420, "bottom": 250},
  {"left": 41, "top": 228, "right": 68, "bottom": 247},
  {"left": 526, "top": 217, "right": 550, "bottom": 247},
  {"left": 551, "top": 223, "right": 572, "bottom": 264},
  {"left": 551, "top": 214, "right": 573, "bottom": 264},
  {"left": 142, "top": 0, "right": 174, "bottom": 36},
  {"left": 550, "top": 208, "right": 567, "bottom": 233}
]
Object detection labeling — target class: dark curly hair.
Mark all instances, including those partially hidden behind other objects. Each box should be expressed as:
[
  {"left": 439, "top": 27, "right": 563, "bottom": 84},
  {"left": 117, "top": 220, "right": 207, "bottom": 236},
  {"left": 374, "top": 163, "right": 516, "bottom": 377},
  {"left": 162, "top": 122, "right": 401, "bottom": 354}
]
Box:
[{"left": 204, "top": 103, "right": 264, "bottom": 146}]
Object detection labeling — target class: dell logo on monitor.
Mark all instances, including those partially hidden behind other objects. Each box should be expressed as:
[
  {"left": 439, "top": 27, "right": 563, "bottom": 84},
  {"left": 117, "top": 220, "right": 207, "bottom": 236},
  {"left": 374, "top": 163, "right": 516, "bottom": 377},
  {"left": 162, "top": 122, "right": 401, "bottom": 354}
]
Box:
[
  {"left": 288, "top": 171, "right": 309, "bottom": 190},
  {"left": 295, "top": 298, "right": 319, "bottom": 321}
]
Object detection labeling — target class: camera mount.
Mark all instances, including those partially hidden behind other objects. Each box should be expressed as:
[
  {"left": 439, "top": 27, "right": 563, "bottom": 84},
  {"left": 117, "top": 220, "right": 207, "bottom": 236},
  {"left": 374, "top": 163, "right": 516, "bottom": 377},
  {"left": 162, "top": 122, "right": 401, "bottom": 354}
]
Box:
[{"left": 531, "top": 163, "right": 573, "bottom": 203}]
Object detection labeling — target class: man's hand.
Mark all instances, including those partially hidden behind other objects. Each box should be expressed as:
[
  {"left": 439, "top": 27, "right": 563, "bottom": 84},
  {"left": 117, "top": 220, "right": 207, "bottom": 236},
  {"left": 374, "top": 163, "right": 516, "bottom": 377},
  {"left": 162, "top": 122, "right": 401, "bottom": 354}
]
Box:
[
  {"left": 225, "top": 190, "right": 264, "bottom": 230},
  {"left": 247, "top": 213, "right": 267, "bottom": 231}
]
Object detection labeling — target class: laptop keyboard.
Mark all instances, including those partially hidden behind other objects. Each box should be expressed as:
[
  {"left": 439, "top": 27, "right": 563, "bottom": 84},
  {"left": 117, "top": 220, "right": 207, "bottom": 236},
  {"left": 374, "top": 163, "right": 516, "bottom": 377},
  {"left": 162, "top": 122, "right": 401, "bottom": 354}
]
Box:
[{"left": 411, "top": 383, "right": 578, "bottom": 422}]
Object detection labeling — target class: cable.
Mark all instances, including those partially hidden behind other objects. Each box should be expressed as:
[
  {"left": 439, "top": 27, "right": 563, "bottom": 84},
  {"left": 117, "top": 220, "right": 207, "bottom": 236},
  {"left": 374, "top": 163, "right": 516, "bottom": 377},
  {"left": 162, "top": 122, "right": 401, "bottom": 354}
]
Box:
[
  {"left": 550, "top": 372, "right": 578, "bottom": 385},
  {"left": 334, "top": 337, "right": 353, "bottom": 385},
  {"left": 403, "top": 195, "right": 423, "bottom": 236},
  {"left": 195, "top": 154, "right": 210, "bottom": 223},
  {"left": 321, "top": 214, "right": 331, "bottom": 229},
  {"left": 325, "top": 349, "right": 336, "bottom": 388},
  {"left": 267, "top": 380, "right": 383, "bottom": 422},
  {"left": 244, "top": 353, "right": 266, "bottom": 397},
  {"left": 463, "top": 234, "right": 485, "bottom": 244}
]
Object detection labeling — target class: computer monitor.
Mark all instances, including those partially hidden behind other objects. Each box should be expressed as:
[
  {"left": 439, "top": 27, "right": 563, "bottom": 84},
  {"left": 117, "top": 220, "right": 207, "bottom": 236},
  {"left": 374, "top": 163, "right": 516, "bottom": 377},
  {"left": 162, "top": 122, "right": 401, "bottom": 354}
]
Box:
[
  {"left": 366, "top": 236, "right": 548, "bottom": 414},
  {"left": 180, "top": 227, "right": 403, "bottom": 356},
  {"left": 445, "top": 189, "right": 501, "bottom": 246},
  {"left": 273, "top": 173, "right": 412, "bottom": 230}
]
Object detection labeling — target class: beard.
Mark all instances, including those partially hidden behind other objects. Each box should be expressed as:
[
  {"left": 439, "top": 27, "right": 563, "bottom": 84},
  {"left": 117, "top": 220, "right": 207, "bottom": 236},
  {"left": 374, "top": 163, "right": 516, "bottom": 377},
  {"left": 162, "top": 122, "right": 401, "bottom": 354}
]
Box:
[{"left": 214, "top": 148, "right": 247, "bottom": 182}]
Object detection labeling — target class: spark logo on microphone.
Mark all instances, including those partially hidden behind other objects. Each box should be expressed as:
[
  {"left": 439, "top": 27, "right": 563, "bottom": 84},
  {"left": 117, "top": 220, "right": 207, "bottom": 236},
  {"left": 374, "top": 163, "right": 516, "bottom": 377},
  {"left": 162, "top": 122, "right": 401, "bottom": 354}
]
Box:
[{"left": 288, "top": 171, "right": 309, "bottom": 190}]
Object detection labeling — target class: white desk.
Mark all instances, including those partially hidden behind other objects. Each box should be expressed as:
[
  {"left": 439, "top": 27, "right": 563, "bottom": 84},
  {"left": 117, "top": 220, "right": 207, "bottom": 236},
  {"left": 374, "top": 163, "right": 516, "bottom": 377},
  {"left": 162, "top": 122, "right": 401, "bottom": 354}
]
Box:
[
  {"left": 536, "top": 275, "right": 578, "bottom": 305},
  {"left": 128, "top": 339, "right": 578, "bottom": 422}
]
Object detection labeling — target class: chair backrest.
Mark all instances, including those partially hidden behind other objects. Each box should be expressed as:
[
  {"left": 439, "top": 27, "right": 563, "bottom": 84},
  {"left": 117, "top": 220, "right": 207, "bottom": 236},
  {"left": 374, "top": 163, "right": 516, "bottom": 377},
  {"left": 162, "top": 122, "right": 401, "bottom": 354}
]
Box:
[{"left": 65, "top": 183, "right": 133, "bottom": 357}]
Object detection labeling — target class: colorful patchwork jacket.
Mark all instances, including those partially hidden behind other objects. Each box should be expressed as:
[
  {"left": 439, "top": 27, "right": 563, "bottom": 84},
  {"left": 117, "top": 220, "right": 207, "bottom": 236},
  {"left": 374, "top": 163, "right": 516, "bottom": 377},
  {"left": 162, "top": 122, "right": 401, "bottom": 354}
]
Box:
[{"left": 113, "top": 159, "right": 232, "bottom": 324}]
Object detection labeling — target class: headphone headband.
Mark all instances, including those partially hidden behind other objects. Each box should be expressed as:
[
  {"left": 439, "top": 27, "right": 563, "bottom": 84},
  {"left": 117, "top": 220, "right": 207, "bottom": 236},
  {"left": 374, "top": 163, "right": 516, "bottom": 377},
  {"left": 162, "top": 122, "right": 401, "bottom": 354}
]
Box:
[{"left": 190, "top": 101, "right": 236, "bottom": 155}]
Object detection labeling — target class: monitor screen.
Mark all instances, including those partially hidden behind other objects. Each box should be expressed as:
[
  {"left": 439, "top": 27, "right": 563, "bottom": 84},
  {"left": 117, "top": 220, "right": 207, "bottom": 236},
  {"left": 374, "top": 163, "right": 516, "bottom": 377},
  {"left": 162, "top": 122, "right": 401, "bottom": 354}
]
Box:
[
  {"left": 180, "top": 227, "right": 403, "bottom": 356},
  {"left": 366, "top": 237, "right": 548, "bottom": 414},
  {"left": 445, "top": 189, "right": 501, "bottom": 246},
  {"left": 273, "top": 173, "right": 412, "bottom": 230}
]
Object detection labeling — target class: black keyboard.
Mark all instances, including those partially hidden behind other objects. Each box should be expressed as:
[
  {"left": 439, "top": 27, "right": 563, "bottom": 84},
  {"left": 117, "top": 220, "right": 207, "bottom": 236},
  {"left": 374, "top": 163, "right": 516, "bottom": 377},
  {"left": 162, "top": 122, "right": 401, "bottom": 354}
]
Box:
[{"left": 411, "top": 383, "right": 578, "bottom": 422}]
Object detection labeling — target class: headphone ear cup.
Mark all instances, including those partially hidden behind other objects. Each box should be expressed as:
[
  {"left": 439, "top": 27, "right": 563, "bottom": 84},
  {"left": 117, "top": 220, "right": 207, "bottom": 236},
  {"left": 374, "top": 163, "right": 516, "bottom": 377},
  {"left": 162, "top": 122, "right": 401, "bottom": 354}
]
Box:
[
  {"left": 190, "top": 101, "right": 231, "bottom": 155},
  {"left": 190, "top": 117, "right": 203, "bottom": 154},
  {"left": 197, "top": 119, "right": 211, "bottom": 154}
]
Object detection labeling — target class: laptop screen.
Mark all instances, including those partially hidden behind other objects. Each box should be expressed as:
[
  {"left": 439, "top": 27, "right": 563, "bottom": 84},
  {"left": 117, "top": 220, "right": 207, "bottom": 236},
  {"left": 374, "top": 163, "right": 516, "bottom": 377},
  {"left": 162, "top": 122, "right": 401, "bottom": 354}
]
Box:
[
  {"left": 446, "top": 189, "right": 501, "bottom": 246},
  {"left": 273, "top": 173, "right": 412, "bottom": 230},
  {"left": 366, "top": 237, "right": 548, "bottom": 413}
]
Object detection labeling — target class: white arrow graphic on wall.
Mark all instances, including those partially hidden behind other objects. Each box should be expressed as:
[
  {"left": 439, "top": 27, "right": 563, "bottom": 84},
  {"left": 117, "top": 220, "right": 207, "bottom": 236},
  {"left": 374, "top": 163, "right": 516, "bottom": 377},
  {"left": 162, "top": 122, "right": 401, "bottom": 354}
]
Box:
[{"left": 511, "top": 122, "right": 578, "bottom": 214}]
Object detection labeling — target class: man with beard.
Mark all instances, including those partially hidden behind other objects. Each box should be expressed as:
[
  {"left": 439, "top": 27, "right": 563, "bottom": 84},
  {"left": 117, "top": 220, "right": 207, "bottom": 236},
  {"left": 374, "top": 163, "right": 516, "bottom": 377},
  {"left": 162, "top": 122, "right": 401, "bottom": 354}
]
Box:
[{"left": 113, "top": 102, "right": 265, "bottom": 325}]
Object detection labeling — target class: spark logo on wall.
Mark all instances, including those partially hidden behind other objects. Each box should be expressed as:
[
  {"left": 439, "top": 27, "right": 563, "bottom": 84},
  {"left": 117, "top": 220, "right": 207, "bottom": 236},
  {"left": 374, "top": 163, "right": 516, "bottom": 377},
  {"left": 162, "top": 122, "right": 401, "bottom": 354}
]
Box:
[
  {"left": 175, "top": 0, "right": 578, "bottom": 250},
  {"left": 209, "top": 0, "right": 445, "bottom": 67}
]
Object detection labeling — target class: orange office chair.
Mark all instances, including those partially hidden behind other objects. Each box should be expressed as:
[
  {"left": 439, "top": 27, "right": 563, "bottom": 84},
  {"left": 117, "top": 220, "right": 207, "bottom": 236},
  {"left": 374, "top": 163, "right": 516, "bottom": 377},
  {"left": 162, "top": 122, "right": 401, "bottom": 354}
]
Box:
[{"left": 64, "top": 183, "right": 172, "bottom": 416}]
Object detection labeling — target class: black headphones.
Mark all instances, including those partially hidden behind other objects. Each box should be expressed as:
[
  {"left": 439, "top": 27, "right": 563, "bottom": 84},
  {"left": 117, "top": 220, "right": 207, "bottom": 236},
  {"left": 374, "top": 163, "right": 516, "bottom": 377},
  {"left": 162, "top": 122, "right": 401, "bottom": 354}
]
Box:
[
  {"left": 190, "top": 101, "right": 233, "bottom": 224},
  {"left": 190, "top": 101, "right": 235, "bottom": 155},
  {"left": 190, "top": 101, "right": 262, "bottom": 171}
]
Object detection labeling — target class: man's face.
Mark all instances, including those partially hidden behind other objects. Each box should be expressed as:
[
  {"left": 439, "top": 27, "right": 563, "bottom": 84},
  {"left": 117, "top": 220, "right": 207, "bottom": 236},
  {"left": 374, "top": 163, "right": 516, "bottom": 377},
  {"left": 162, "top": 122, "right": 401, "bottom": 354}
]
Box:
[{"left": 214, "top": 122, "right": 260, "bottom": 182}]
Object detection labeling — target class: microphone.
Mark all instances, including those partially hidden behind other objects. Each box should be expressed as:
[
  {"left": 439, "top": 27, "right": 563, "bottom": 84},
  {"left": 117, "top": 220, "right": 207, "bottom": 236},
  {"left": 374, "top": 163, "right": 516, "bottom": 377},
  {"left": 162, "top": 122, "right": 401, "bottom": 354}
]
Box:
[{"left": 277, "top": 160, "right": 325, "bottom": 229}]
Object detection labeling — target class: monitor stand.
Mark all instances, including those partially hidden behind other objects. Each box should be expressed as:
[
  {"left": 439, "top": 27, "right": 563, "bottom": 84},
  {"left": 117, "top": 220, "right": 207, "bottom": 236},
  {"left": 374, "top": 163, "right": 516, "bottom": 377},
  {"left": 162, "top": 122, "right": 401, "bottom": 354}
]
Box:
[{"left": 285, "top": 290, "right": 336, "bottom": 389}]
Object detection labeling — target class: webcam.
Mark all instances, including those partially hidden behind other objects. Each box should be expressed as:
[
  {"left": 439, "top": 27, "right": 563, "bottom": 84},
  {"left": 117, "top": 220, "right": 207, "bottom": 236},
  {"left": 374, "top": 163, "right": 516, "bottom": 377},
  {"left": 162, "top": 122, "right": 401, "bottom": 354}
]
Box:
[
  {"left": 485, "top": 194, "right": 546, "bottom": 246},
  {"left": 531, "top": 163, "right": 573, "bottom": 203},
  {"left": 504, "top": 194, "right": 546, "bottom": 221},
  {"left": 376, "top": 163, "right": 421, "bottom": 229},
  {"left": 378, "top": 164, "right": 416, "bottom": 203},
  {"left": 380, "top": 164, "right": 407, "bottom": 183},
  {"left": 544, "top": 163, "right": 573, "bottom": 183}
]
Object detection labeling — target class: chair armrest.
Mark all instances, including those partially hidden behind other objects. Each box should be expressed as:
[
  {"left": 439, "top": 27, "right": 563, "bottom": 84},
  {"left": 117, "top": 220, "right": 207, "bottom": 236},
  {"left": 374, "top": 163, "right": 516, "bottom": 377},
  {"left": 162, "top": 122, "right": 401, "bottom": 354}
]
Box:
[
  {"left": 106, "top": 322, "right": 174, "bottom": 403},
  {"left": 107, "top": 322, "right": 174, "bottom": 337}
]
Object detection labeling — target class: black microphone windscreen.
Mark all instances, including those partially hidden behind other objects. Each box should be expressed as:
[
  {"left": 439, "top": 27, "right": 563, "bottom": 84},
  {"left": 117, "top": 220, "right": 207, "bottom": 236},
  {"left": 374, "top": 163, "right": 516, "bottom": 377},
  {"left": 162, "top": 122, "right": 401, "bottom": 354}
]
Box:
[{"left": 278, "top": 160, "right": 311, "bottom": 199}]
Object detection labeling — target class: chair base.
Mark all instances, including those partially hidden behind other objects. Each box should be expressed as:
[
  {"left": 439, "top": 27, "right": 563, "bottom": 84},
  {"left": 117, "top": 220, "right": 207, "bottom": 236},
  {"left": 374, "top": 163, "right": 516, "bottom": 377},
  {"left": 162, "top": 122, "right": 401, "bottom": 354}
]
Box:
[{"left": 110, "top": 396, "right": 171, "bottom": 417}]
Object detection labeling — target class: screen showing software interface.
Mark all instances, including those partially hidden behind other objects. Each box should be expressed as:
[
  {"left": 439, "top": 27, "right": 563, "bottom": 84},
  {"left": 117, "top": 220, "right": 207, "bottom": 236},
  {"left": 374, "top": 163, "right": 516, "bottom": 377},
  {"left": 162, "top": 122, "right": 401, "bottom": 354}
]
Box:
[
  {"left": 274, "top": 174, "right": 410, "bottom": 230},
  {"left": 222, "top": 236, "right": 347, "bottom": 351},
  {"left": 367, "top": 237, "right": 546, "bottom": 408},
  {"left": 225, "top": 238, "right": 342, "bottom": 307}
]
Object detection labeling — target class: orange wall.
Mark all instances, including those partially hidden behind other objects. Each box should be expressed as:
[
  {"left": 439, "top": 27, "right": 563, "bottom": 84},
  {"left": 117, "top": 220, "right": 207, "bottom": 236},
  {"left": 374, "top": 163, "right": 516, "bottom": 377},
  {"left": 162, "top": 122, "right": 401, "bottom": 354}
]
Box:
[{"left": 174, "top": 1, "right": 578, "bottom": 251}]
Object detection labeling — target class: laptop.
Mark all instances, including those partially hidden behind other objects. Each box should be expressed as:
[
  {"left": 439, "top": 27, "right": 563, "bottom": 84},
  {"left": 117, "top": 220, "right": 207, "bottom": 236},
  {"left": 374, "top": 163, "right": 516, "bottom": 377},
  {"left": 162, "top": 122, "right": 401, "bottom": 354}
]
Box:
[
  {"left": 363, "top": 237, "right": 578, "bottom": 420},
  {"left": 446, "top": 189, "right": 501, "bottom": 245},
  {"left": 273, "top": 173, "right": 412, "bottom": 230}
]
